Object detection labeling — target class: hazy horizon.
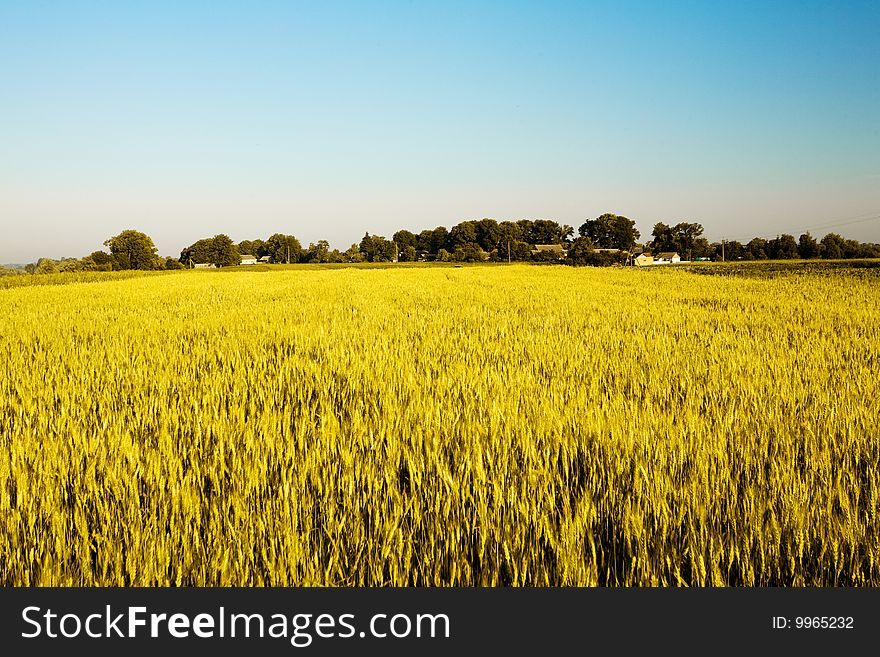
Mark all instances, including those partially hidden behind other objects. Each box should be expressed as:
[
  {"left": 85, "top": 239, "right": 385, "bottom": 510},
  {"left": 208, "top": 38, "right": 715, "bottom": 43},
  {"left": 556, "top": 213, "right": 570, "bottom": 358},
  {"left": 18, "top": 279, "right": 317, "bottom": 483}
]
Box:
[{"left": 2, "top": 1, "right": 878, "bottom": 263}]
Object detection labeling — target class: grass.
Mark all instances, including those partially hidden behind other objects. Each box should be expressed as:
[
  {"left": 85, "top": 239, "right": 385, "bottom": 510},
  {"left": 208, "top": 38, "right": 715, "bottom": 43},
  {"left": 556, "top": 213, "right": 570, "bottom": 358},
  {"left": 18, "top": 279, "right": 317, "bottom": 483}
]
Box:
[{"left": 1, "top": 262, "right": 877, "bottom": 585}]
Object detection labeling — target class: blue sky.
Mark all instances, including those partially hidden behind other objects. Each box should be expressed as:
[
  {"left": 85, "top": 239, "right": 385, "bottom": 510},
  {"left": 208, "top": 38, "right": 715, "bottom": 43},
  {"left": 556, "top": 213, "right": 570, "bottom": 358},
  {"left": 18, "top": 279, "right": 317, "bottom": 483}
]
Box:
[{"left": 1, "top": 0, "right": 878, "bottom": 261}]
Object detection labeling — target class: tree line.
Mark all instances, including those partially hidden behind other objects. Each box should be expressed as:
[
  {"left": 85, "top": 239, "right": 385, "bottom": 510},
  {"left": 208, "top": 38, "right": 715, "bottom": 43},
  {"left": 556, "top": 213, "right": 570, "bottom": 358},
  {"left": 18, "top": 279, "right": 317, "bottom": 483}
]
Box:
[{"left": 6, "top": 215, "right": 879, "bottom": 275}]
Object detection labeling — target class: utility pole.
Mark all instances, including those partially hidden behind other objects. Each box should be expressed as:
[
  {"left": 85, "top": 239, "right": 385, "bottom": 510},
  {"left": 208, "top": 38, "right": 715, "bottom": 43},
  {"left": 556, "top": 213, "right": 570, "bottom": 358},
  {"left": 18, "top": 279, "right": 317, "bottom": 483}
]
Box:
[
  {"left": 286, "top": 244, "right": 290, "bottom": 264},
  {"left": 507, "top": 239, "right": 511, "bottom": 264},
  {"left": 721, "top": 239, "right": 725, "bottom": 262}
]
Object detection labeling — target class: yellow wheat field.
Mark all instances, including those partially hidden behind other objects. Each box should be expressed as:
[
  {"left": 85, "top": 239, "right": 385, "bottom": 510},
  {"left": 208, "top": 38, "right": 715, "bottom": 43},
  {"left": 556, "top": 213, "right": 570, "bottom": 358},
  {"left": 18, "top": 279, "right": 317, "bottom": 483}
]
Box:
[{"left": 1, "top": 264, "right": 878, "bottom": 586}]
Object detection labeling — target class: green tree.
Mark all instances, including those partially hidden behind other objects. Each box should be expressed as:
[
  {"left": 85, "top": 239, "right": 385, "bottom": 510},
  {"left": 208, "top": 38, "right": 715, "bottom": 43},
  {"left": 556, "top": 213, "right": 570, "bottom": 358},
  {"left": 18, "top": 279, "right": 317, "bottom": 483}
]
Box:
[
  {"left": 265, "top": 233, "right": 302, "bottom": 264},
  {"left": 496, "top": 221, "right": 524, "bottom": 261},
  {"left": 820, "top": 233, "right": 845, "bottom": 259},
  {"left": 401, "top": 245, "right": 418, "bottom": 262},
  {"left": 58, "top": 258, "right": 82, "bottom": 273},
  {"left": 767, "top": 234, "right": 799, "bottom": 259},
  {"left": 208, "top": 234, "right": 240, "bottom": 267},
  {"left": 747, "top": 237, "right": 768, "bottom": 259},
  {"left": 104, "top": 230, "right": 160, "bottom": 270},
  {"left": 359, "top": 233, "right": 397, "bottom": 262},
  {"left": 34, "top": 258, "right": 59, "bottom": 274},
  {"left": 474, "top": 218, "right": 502, "bottom": 252},
  {"left": 453, "top": 243, "right": 487, "bottom": 262},
  {"left": 343, "top": 244, "right": 364, "bottom": 263},
  {"left": 237, "top": 239, "right": 265, "bottom": 258},
  {"left": 303, "top": 240, "right": 331, "bottom": 263},
  {"left": 393, "top": 230, "right": 418, "bottom": 253},
  {"left": 578, "top": 213, "right": 640, "bottom": 250},
  {"left": 86, "top": 251, "right": 115, "bottom": 271},
  {"left": 797, "top": 232, "right": 820, "bottom": 259},
  {"left": 517, "top": 219, "right": 573, "bottom": 245},
  {"left": 650, "top": 222, "right": 704, "bottom": 258},
  {"left": 448, "top": 222, "right": 478, "bottom": 249},
  {"left": 179, "top": 238, "right": 213, "bottom": 266},
  {"left": 566, "top": 237, "right": 595, "bottom": 265}
]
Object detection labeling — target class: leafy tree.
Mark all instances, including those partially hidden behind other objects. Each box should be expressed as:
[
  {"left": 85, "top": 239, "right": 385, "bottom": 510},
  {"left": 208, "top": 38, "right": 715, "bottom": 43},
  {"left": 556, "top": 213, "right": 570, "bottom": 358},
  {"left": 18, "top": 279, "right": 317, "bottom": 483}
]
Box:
[
  {"left": 495, "top": 221, "right": 524, "bottom": 260},
  {"left": 264, "top": 233, "right": 302, "bottom": 264},
  {"left": 208, "top": 234, "right": 240, "bottom": 267},
  {"left": 86, "top": 251, "right": 115, "bottom": 271},
  {"left": 448, "top": 222, "right": 478, "bottom": 249},
  {"left": 517, "top": 219, "right": 572, "bottom": 245},
  {"left": 747, "top": 238, "right": 768, "bottom": 260},
  {"left": 179, "top": 238, "right": 213, "bottom": 265},
  {"left": 509, "top": 241, "right": 534, "bottom": 261},
  {"left": 343, "top": 244, "right": 364, "bottom": 263},
  {"left": 797, "top": 233, "right": 820, "bottom": 259},
  {"left": 453, "top": 243, "right": 488, "bottom": 262},
  {"left": 303, "top": 240, "right": 331, "bottom": 263},
  {"left": 578, "top": 213, "right": 640, "bottom": 250},
  {"left": 180, "top": 235, "right": 239, "bottom": 267},
  {"left": 712, "top": 240, "right": 748, "bottom": 261},
  {"left": 766, "top": 234, "right": 799, "bottom": 259},
  {"left": 820, "top": 233, "right": 845, "bottom": 259},
  {"left": 566, "top": 237, "right": 626, "bottom": 266},
  {"left": 359, "top": 233, "right": 397, "bottom": 262},
  {"left": 566, "top": 237, "right": 595, "bottom": 265},
  {"left": 650, "top": 222, "right": 705, "bottom": 258},
  {"left": 436, "top": 248, "right": 452, "bottom": 262},
  {"left": 843, "top": 239, "right": 863, "bottom": 259},
  {"left": 474, "top": 218, "right": 502, "bottom": 252},
  {"left": 416, "top": 230, "right": 433, "bottom": 253},
  {"left": 326, "top": 248, "right": 346, "bottom": 263},
  {"left": 164, "top": 256, "right": 185, "bottom": 270},
  {"left": 393, "top": 230, "right": 418, "bottom": 253},
  {"left": 58, "top": 258, "right": 82, "bottom": 273},
  {"left": 104, "top": 230, "right": 161, "bottom": 270},
  {"left": 400, "top": 245, "right": 418, "bottom": 262},
  {"left": 34, "top": 258, "right": 59, "bottom": 274},
  {"left": 237, "top": 239, "right": 265, "bottom": 257},
  {"left": 78, "top": 256, "right": 98, "bottom": 271}
]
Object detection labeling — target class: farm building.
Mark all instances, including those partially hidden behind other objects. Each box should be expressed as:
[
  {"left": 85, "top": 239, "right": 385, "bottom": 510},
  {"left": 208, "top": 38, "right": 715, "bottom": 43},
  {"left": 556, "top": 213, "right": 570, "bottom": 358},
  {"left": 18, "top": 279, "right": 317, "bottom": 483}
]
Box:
[
  {"left": 633, "top": 253, "right": 654, "bottom": 266},
  {"left": 192, "top": 262, "right": 215, "bottom": 269},
  {"left": 240, "top": 254, "right": 258, "bottom": 265},
  {"left": 258, "top": 255, "right": 272, "bottom": 263},
  {"left": 654, "top": 252, "right": 681, "bottom": 264},
  {"left": 531, "top": 244, "right": 567, "bottom": 258}
]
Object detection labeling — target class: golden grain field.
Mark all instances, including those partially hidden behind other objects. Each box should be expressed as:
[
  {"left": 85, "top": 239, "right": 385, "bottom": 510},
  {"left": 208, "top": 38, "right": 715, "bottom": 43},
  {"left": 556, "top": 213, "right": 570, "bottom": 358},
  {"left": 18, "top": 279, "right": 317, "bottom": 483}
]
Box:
[{"left": 1, "top": 264, "right": 878, "bottom": 586}]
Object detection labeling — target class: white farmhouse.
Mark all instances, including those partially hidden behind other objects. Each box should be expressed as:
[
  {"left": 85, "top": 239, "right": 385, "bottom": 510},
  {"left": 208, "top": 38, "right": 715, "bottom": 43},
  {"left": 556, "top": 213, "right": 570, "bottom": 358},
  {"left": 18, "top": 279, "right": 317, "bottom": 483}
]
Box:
[
  {"left": 240, "top": 254, "right": 258, "bottom": 266},
  {"left": 654, "top": 252, "right": 681, "bottom": 264}
]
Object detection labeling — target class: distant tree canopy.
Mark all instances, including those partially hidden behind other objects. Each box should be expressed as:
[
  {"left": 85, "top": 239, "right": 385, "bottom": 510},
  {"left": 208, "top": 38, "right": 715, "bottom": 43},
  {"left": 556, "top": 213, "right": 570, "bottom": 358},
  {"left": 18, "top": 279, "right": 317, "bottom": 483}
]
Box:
[
  {"left": 650, "top": 222, "right": 710, "bottom": 258},
  {"left": 19, "top": 216, "right": 880, "bottom": 276},
  {"left": 578, "top": 214, "right": 640, "bottom": 250},
  {"left": 797, "top": 232, "right": 820, "bottom": 259},
  {"left": 179, "top": 234, "right": 240, "bottom": 267},
  {"left": 104, "top": 230, "right": 161, "bottom": 270},
  {"left": 237, "top": 239, "right": 265, "bottom": 258},
  {"left": 392, "top": 230, "right": 418, "bottom": 254},
  {"left": 708, "top": 231, "right": 880, "bottom": 261},
  {"left": 359, "top": 233, "right": 397, "bottom": 262},
  {"left": 303, "top": 240, "right": 346, "bottom": 264},
  {"left": 517, "top": 219, "right": 573, "bottom": 245},
  {"left": 264, "top": 234, "right": 303, "bottom": 264},
  {"left": 766, "top": 234, "right": 799, "bottom": 260}
]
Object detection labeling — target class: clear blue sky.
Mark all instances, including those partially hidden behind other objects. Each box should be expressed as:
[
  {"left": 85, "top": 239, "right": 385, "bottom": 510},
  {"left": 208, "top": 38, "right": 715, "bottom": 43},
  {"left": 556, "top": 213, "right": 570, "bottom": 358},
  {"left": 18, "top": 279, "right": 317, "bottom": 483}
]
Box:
[{"left": 1, "top": 0, "right": 878, "bottom": 261}]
